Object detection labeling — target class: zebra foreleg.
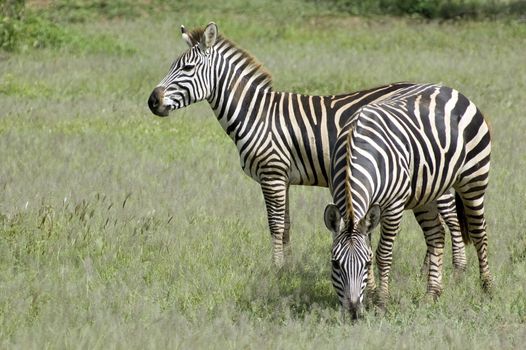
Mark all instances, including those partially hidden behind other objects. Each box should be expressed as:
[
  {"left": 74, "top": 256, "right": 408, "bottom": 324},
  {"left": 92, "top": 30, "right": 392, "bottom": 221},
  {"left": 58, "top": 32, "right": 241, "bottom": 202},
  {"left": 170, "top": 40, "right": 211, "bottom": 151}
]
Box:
[
  {"left": 261, "top": 180, "right": 289, "bottom": 267},
  {"left": 365, "top": 231, "right": 377, "bottom": 309},
  {"left": 282, "top": 186, "right": 292, "bottom": 259},
  {"left": 375, "top": 208, "right": 404, "bottom": 309}
]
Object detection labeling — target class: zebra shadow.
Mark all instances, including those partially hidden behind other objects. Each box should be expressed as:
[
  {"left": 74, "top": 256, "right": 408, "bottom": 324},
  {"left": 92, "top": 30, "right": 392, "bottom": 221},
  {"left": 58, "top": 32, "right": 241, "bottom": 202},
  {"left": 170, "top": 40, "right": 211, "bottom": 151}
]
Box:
[{"left": 237, "top": 253, "right": 338, "bottom": 319}]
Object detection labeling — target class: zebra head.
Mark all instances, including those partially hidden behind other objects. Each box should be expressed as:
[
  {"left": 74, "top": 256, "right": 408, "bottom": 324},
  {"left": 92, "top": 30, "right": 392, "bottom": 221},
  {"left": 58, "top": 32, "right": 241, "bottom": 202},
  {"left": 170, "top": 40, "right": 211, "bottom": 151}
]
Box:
[
  {"left": 324, "top": 204, "right": 381, "bottom": 320},
  {"left": 148, "top": 22, "right": 218, "bottom": 117}
]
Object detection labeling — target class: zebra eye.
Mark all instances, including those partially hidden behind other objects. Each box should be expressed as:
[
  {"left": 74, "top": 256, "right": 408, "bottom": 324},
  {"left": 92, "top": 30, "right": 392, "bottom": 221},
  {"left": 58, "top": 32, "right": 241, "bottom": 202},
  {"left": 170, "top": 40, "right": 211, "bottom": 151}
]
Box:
[
  {"left": 181, "top": 64, "right": 194, "bottom": 72},
  {"left": 331, "top": 260, "right": 340, "bottom": 270}
]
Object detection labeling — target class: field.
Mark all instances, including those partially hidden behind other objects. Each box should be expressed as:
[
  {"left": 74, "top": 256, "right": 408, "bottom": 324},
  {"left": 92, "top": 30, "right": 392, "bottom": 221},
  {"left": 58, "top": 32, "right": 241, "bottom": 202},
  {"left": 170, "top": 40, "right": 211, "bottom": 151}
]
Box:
[{"left": 1, "top": 1, "right": 526, "bottom": 348}]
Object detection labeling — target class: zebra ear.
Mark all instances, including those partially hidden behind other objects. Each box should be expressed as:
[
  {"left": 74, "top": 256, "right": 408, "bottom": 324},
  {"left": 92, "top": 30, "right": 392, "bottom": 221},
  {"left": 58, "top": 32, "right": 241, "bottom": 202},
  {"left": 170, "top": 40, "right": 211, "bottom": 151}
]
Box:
[
  {"left": 200, "top": 22, "right": 218, "bottom": 51},
  {"left": 181, "top": 25, "right": 193, "bottom": 48},
  {"left": 357, "top": 205, "right": 381, "bottom": 235},
  {"left": 324, "top": 204, "right": 342, "bottom": 238}
]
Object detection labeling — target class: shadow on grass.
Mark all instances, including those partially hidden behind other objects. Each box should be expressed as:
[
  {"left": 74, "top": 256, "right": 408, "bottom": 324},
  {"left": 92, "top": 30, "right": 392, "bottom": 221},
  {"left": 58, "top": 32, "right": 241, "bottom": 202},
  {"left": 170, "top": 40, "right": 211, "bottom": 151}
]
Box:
[{"left": 236, "top": 252, "right": 338, "bottom": 320}]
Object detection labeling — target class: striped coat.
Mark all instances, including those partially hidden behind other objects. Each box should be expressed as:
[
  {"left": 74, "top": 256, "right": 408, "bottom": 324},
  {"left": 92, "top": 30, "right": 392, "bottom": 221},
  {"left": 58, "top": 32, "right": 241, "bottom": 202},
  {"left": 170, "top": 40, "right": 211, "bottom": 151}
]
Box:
[
  {"left": 324, "top": 83, "right": 491, "bottom": 316},
  {"left": 148, "top": 22, "right": 466, "bottom": 269}
]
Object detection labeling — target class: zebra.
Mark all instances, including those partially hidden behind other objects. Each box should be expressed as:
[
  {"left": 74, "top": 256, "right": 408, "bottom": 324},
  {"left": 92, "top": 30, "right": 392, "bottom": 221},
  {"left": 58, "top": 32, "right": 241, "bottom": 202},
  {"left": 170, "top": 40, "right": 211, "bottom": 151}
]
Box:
[
  {"left": 147, "top": 22, "right": 466, "bottom": 269},
  {"left": 323, "top": 83, "right": 492, "bottom": 319}
]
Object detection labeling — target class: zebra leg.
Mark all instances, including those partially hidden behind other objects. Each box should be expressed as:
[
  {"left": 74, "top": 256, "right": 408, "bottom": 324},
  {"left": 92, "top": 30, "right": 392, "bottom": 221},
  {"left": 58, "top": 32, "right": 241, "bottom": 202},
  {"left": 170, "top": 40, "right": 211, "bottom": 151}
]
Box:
[
  {"left": 367, "top": 232, "right": 377, "bottom": 292},
  {"left": 375, "top": 207, "right": 404, "bottom": 309},
  {"left": 365, "top": 231, "right": 377, "bottom": 310},
  {"left": 414, "top": 210, "right": 431, "bottom": 276},
  {"left": 455, "top": 190, "right": 493, "bottom": 292},
  {"left": 454, "top": 146, "right": 492, "bottom": 292},
  {"left": 261, "top": 179, "right": 289, "bottom": 267},
  {"left": 437, "top": 191, "right": 467, "bottom": 272},
  {"left": 283, "top": 186, "right": 292, "bottom": 259},
  {"left": 413, "top": 202, "right": 446, "bottom": 301}
]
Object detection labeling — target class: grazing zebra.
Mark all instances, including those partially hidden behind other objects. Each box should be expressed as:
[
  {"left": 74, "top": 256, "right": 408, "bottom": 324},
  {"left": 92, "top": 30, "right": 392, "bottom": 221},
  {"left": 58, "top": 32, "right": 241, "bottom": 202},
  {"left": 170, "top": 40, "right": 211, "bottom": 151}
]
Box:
[
  {"left": 147, "top": 22, "right": 466, "bottom": 269},
  {"left": 323, "top": 83, "right": 492, "bottom": 318}
]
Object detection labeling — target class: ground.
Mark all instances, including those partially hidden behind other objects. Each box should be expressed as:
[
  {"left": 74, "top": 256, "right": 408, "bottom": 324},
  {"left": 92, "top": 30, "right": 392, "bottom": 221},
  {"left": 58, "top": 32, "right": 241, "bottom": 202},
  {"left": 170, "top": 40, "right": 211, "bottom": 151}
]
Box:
[{"left": 1, "top": 1, "right": 526, "bottom": 348}]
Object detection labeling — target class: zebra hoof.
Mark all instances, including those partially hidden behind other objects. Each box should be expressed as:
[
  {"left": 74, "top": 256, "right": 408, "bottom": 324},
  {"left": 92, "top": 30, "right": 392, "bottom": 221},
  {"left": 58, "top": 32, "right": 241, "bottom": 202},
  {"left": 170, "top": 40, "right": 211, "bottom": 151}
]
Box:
[
  {"left": 482, "top": 275, "right": 494, "bottom": 295},
  {"left": 272, "top": 255, "right": 285, "bottom": 269},
  {"left": 453, "top": 266, "right": 466, "bottom": 281},
  {"left": 374, "top": 290, "right": 389, "bottom": 311},
  {"left": 283, "top": 245, "right": 293, "bottom": 261},
  {"left": 374, "top": 303, "right": 387, "bottom": 317},
  {"left": 423, "top": 291, "right": 440, "bottom": 304},
  {"left": 425, "top": 284, "right": 442, "bottom": 302}
]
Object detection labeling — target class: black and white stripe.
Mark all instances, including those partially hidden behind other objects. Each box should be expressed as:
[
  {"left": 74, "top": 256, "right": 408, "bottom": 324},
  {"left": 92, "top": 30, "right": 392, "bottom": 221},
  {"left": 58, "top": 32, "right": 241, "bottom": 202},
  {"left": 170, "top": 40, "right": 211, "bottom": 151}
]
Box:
[
  {"left": 324, "top": 83, "right": 492, "bottom": 316},
  {"left": 148, "top": 22, "right": 466, "bottom": 269}
]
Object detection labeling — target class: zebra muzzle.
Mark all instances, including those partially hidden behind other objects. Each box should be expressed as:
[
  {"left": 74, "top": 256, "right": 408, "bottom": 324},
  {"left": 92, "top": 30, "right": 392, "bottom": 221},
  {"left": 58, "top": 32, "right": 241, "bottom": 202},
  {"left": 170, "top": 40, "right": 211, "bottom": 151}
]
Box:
[
  {"left": 349, "top": 303, "right": 363, "bottom": 320},
  {"left": 148, "top": 87, "right": 171, "bottom": 117},
  {"left": 346, "top": 295, "right": 364, "bottom": 320}
]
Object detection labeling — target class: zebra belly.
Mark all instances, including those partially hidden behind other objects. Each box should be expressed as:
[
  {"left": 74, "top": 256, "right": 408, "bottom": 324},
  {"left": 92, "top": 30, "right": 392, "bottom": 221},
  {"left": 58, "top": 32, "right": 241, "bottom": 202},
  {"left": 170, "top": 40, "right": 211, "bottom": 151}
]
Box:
[
  {"left": 288, "top": 165, "right": 329, "bottom": 187},
  {"left": 404, "top": 173, "right": 457, "bottom": 210}
]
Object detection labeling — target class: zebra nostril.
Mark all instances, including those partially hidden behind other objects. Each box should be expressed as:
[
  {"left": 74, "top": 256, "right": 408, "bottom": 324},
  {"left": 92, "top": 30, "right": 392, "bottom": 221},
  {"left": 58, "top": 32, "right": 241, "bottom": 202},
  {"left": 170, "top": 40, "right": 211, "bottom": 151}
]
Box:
[
  {"left": 148, "top": 94, "right": 155, "bottom": 110},
  {"left": 148, "top": 88, "right": 162, "bottom": 111}
]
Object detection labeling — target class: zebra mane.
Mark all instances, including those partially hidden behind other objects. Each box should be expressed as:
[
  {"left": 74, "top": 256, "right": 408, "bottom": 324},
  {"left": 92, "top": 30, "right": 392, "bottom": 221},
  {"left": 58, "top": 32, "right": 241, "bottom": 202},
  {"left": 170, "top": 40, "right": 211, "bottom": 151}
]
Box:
[
  {"left": 187, "top": 27, "right": 273, "bottom": 89},
  {"left": 345, "top": 128, "right": 355, "bottom": 224}
]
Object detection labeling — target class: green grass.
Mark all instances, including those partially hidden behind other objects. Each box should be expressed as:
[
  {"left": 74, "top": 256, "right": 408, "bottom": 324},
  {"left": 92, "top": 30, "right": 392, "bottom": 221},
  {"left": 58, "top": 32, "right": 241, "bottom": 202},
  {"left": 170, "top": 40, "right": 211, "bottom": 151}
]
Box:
[
  {"left": 1, "top": 1, "right": 526, "bottom": 348},
  {"left": 321, "top": 0, "right": 526, "bottom": 19}
]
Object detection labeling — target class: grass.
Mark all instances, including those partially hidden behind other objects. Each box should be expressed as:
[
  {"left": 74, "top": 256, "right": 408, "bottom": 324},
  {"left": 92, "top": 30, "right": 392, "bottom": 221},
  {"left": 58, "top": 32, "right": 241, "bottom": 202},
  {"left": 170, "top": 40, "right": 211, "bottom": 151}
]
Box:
[
  {"left": 1, "top": 1, "right": 526, "bottom": 348},
  {"left": 321, "top": 0, "right": 526, "bottom": 19}
]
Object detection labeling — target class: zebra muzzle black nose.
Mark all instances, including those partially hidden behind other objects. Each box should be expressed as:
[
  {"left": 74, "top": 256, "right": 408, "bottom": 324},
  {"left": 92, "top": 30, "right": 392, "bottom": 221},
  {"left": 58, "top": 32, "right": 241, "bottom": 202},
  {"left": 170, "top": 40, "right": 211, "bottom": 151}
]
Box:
[
  {"left": 148, "top": 87, "right": 169, "bottom": 117},
  {"left": 348, "top": 299, "right": 363, "bottom": 320}
]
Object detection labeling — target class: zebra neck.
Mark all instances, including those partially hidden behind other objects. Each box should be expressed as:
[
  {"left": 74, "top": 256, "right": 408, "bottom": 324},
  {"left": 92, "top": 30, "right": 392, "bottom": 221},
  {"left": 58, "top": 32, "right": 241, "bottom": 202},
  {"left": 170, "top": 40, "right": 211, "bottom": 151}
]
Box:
[{"left": 209, "top": 67, "right": 273, "bottom": 143}]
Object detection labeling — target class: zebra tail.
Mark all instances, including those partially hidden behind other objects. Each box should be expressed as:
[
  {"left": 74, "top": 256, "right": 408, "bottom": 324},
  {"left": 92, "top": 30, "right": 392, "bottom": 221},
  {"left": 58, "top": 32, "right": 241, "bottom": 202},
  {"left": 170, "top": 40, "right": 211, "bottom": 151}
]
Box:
[{"left": 455, "top": 191, "right": 471, "bottom": 245}]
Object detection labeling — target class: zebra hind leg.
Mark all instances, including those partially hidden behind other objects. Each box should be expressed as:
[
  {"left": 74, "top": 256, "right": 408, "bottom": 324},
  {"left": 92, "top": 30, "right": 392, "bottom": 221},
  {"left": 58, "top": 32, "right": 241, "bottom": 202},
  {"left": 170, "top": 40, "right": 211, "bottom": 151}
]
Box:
[
  {"left": 420, "top": 252, "right": 430, "bottom": 277},
  {"left": 412, "top": 213, "right": 432, "bottom": 278},
  {"left": 414, "top": 202, "right": 446, "bottom": 301},
  {"left": 455, "top": 190, "right": 493, "bottom": 293},
  {"left": 437, "top": 191, "right": 467, "bottom": 273}
]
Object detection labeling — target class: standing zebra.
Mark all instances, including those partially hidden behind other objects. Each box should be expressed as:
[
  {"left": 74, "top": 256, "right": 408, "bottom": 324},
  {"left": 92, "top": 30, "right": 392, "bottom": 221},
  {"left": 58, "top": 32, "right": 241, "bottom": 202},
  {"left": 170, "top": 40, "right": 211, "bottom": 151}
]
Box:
[
  {"left": 323, "top": 83, "right": 492, "bottom": 318},
  {"left": 147, "top": 22, "right": 466, "bottom": 269}
]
